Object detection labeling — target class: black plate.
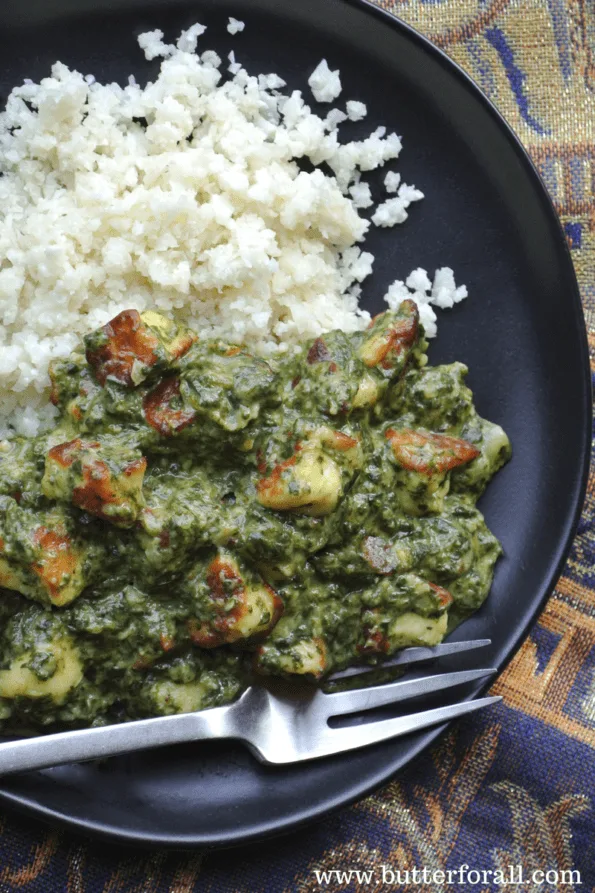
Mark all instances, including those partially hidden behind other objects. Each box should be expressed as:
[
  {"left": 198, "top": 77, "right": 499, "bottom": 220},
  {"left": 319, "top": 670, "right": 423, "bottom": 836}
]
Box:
[{"left": 0, "top": 0, "right": 590, "bottom": 848}]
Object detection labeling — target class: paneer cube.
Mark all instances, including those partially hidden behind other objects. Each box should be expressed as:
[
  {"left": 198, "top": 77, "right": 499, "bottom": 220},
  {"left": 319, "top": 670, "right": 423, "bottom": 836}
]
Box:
[
  {"left": 143, "top": 377, "right": 196, "bottom": 436},
  {"left": 352, "top": 373, "right": 380, "bottom": 409},
  {"left": 0, "top": 499, "right": 91, "bottom": 607},
  {"left": 187, "top": 553, "right": 283, "bottom": 648},
  {"left": 359, "top": 574, "right": 453, "bottom": 654},
  {"left": 85, "top": 309, "right": 196, "bottom": 387},
  {"left": 358, "top": 300, "right": 420, "bottom": 374},
  {"left": 254, "top": 636, "right": 328, "bottom": 680},
  {"left": 257, "top": 447, "right": 342, "bottom": 516},
  {"left": 386, "top": 427, "right": 480, "bottom": 515},
  {"left": 388, "top": 612, "right": 448, "bottom": 649},
  {"left": 256, "top": 427, "right": 361, "bottom": 517},
  {"left": 386, "top": 428, "right": 480, "bottom": 475},
  {"left": 312, "top": 426, "right": 363, "bottom": 471},
  {"left": 140, "top": 310, "right": 197, "bottom": 363},
  {"left": 42, "top": 438, "right": 147, "bottom": 527},
  {"left": 0, "top": 636, "right": 83, "bottom": 704}
]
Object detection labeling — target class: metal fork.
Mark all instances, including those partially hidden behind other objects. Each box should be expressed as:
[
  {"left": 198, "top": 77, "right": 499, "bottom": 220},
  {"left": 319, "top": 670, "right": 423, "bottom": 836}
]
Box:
[{"left": 0, "top": 639, "right": 499, "bottom": 773}]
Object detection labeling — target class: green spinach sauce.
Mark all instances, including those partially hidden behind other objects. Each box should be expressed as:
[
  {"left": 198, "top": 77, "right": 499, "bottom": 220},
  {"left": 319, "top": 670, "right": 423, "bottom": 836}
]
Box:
[{"left": 0, "top": 300, "right": 510, "bottom": 731}]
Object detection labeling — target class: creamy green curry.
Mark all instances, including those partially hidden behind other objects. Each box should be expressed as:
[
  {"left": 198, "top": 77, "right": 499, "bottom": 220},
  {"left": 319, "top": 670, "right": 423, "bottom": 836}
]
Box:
[{"left": 0, "top": 300, "right": 510, "bottom": 731}]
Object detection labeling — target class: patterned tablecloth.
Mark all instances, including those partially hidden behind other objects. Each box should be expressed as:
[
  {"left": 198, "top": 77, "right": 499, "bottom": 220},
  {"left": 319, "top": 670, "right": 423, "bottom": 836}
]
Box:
[{"left": 0, "top": 1, "right": 593, "bottom": 890}]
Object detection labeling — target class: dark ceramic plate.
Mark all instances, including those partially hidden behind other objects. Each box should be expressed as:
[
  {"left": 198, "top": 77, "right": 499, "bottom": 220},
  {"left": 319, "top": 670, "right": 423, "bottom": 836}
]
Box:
[{"left": 0, "top": 0, "right": 590, "bottom": 848}]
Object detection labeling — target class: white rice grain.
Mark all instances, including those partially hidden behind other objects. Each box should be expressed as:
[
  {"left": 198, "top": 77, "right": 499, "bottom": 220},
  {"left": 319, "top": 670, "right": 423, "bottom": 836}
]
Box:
[
  {"left": 346, "top": 100, "right": 367, "bottom": 121},
  {"left": 308, "top": 60, "right": 342, "bottom": 103},
  {"left": 384, "top": 171, "right": 401, "bottom": 193},
  {"left": 372, "top": 183, "right": 424, "bottom": 226},
  {"left": 227, "top": 18, "right": 245, "bottom": 35}
]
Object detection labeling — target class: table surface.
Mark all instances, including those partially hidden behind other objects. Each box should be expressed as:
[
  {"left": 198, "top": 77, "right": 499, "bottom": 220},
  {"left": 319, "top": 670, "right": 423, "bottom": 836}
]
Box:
[{"left": 0, "top": 0, "right": 594, "bottom": 890}]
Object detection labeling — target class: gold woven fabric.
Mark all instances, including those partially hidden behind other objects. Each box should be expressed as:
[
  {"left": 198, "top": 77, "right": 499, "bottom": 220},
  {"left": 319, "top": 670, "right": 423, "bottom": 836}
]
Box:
[{"left": 0, "top": 2, "right": 593, "bottom": 889}]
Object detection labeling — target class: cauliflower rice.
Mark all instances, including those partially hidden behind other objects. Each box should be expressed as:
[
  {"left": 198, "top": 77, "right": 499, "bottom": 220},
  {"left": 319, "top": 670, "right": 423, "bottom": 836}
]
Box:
[{"left": 0, "top": 23, "right": 467, "bottom": 438}]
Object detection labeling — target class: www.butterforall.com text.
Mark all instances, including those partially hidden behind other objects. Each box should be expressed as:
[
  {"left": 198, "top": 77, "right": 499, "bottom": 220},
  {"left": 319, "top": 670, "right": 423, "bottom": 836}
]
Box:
[{"left": 312, "top": 864, "right": 582, "bottom": 887}]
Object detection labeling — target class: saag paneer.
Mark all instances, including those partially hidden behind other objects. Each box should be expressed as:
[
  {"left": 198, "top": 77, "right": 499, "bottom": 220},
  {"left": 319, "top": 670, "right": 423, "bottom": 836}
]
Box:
[{"left": 0, "top": 300, "right": 510, "bottom": 731}]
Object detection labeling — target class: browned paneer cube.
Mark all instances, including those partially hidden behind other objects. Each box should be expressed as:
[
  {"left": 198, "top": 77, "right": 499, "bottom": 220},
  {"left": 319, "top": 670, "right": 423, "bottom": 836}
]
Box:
[
  {"left": 42, "top": 438, "right": 147, "bottom": 527},
  {"left": 257, "top": 449, "right": 342, "bottom": 517},
  {"left": 386, "top": 428, "right": 480, "bottom": 475},
  {"left": 84, "top": 309, "right": 196, "bottom": 387},
  {"left": 31, "top": 526, "right": 84, "bottom": 607},
  {"left": 142, "top": 377, "right": 197, "bottom": 436},
  {"left": 140, "top": 310, "right": 197, "bottom": 362},
  {"left": 360, "top": 610, "right": 449, "bottom": 653},
  {"left": 357, "top": 300, "right": 420, "bottom": 373},
  {"left": 186, "top": 552, "right": 284, "bottom": 648},
  {"left": 256, "top": 426, "right": 362, "bottom": 517},
  {"left": 0, "top": 499, "right": 93, "bottom": 607},
  {"left": 385, "top": 427, "right": 480, "bottom": 516},
  {"left": 359, "top": 575, "right": 453, "bottom": 655}
]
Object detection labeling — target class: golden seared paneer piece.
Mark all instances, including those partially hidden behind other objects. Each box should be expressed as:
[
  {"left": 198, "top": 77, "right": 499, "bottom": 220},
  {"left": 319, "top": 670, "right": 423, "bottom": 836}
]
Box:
[
  {"left": 42, "top": 437, "right": 147, "bottom": 527},
  {"left": 385, "top": 427, "right": 480, "bottom": 515},
  {"left": 0, "top": 612, "right": 83, "bottom": 705},
  {"left": 359, "top": 576, "right": 453, "bottom": 654},
  {"left": 186, "top": 552, "right": 284, "bottom": 648},
  {"left": 451, "top": 416, "right": 512, "bottom": 498},
  {"left": 0, "top": 498, "right": 93, "bottom": 607},
  {"left": 256, "top": 427, "right": 362, "bottom": 517},
  {"left": 357, "top": 300, "right": 422, "bottom": 375},
  {"left": 140, "top": 310, "right": 197, "bottom": 361},
  {"left": 142, "top": 678, "right": 215, "bottom": 715},
  {"left": 142, "top": 376, "right": 197, "bottom": 436},
  {"left": 254, "top": 636, "right": 328, "bottom": 680},
  {"left": 352, "top": 372, "right": 382, "bottom": 409},
  {"left": 312, "top": 426, "right": 364, "bottom": 470},
  {"left": 84, "top": 309, "right": 196, "bottom": 387},
  {"left": 385, "top": 612, "right": 448, "bottom": 649},
  {"left": 257, "top": 448, "right": 342, "bottom": 516}
]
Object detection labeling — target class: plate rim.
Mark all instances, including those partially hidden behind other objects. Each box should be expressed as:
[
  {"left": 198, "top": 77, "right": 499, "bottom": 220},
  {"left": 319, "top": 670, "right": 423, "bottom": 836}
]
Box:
[{"left": 0, "top": 0, "right": 590, "bottom": 848}]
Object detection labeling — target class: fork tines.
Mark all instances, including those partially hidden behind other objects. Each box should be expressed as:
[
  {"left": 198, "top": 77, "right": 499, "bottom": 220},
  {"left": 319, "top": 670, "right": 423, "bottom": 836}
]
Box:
[{"left": 325, "top": 638, "right": 492, "bottom": 683}]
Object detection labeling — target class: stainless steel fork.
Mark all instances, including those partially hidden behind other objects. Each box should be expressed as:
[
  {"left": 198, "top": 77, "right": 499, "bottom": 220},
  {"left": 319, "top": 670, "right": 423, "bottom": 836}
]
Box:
[{"left": 0, "top": 639, "right": 499, "bottom": 773}]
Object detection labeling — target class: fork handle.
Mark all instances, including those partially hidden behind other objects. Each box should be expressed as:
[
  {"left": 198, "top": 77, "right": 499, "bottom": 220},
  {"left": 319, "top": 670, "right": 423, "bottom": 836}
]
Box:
[{"left": 0, "top": 705, "right": 235, "bottom": 776}]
